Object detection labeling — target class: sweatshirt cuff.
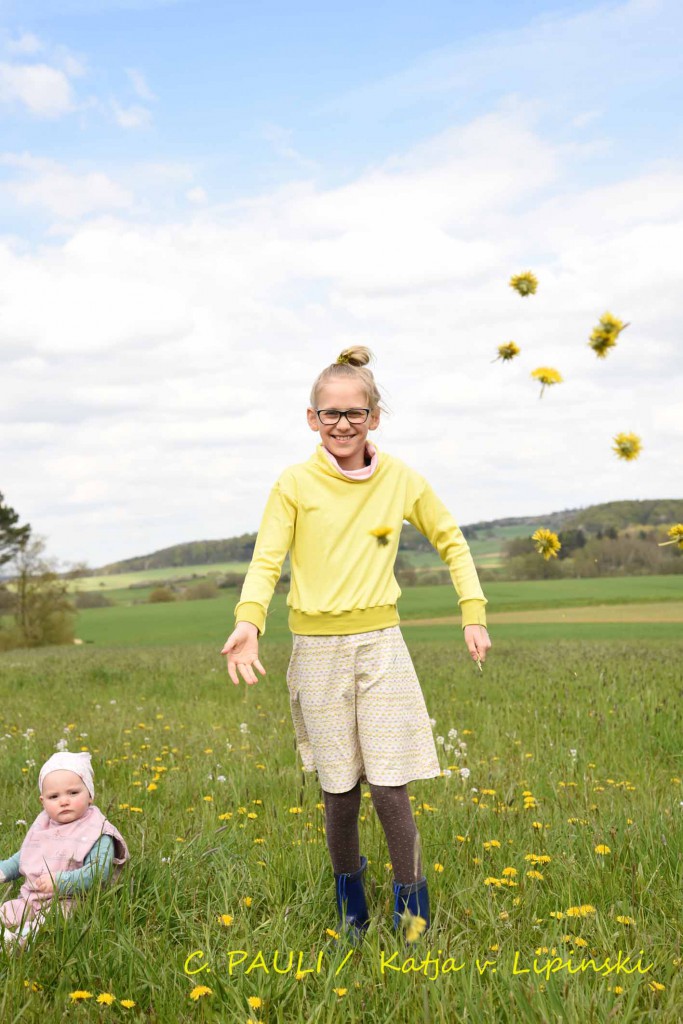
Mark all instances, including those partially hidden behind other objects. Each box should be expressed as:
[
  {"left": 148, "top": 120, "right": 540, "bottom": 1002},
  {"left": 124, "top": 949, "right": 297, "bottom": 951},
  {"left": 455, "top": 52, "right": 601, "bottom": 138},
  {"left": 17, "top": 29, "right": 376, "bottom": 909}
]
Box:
[
  {"left": 460, "top": 599, "right": 488, "bottom": 629},
  {"left": 235, "top": 603, "right": 265, "bottom": 635}
]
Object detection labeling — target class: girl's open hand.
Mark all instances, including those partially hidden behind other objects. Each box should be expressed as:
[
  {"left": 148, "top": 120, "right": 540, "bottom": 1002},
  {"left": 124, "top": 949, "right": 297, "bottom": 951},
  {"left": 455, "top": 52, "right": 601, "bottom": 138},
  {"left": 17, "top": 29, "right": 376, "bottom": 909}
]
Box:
[
  {"left": 463, "top": 624, "right": 491, "bottom": 668},
  {"left": 221, "top": 622, "right": 266, "bottom": 686}
]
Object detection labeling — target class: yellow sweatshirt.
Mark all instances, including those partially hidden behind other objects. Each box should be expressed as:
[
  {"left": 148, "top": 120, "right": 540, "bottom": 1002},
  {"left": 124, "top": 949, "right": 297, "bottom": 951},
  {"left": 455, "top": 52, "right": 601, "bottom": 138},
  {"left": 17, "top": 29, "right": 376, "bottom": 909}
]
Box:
[{"left": 235, "top": 444, "right": 487, "bottom": 636}]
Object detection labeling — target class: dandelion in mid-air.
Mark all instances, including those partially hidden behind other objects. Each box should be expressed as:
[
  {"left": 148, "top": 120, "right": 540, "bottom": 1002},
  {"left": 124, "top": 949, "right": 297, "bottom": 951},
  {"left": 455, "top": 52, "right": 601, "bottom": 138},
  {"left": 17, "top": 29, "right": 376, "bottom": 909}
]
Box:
[
  {"left": 509, "top": 271, "right": 538, "bottom": 297},
  {"left": 531, "top": 367, "right": 563, "bottom": 398},
  {"left": 612, "top": 432, "right": 642, "bottom": 461},
  {"left": 588, "top": 312, "right": 629, "bottom": 358},
  {"left": 492, "top": 341, "right": 520, "bottom": 364},
  {"left": 370, "top": 526, "right": 393, "bottom": 547},
  {"left": 532, "top": 528, "right": 561, "bottom": 560},
  {"left": 658, "top": 524, "right": 683, "bottom": 551}
]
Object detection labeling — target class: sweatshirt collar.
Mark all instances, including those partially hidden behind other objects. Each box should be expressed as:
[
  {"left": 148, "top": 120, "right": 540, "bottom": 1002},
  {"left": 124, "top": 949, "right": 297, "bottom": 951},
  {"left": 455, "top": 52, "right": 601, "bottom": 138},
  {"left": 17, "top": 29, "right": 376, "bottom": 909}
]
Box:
[{"left": 314, "top": 442, "right": 381, "bottom": 481}]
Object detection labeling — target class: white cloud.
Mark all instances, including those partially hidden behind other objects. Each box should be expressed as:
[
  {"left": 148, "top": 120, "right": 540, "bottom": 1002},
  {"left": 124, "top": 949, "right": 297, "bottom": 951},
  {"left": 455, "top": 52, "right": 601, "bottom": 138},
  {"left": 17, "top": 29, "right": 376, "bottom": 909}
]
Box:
[
  {"left": 186, "top": 186, "right": 207, "bottom": 204},
  {"left": 5, "top": 33, "right": 43, "bottom": 56},
  {"left": 125, "top": 67, "right": 156, "bottom": 101},
  {"left": 1, "top": 101, "right": 681, "bottom": 564},
  {"left": 0, "top": 61, "right": 74, "bottom": 117},
  {"left": 111, "top": 99, "right": 152, "bottom": 128},
  {"left": 1, "top": 154, "right": 133, "bottom": 218}
]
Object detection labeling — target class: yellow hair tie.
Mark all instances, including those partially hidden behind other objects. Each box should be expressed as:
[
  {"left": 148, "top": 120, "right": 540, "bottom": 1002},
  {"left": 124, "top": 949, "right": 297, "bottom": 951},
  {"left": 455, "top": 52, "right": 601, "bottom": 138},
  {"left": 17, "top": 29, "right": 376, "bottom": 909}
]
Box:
[{"left": 336, "top": 353, "right": 351, "bottom": 365}]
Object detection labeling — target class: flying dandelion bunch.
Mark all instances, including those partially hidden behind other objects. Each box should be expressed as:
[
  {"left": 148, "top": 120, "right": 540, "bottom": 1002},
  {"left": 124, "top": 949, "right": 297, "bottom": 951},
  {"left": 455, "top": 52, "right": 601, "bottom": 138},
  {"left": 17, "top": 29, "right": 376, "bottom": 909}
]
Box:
[
  {"left": 532, "top": 528, "right": 561, "bottom": 560},
  {"left": 370, "top": 526, "right": 393, "bottom": 547},
  {"left": 588, "top": 312, "right": 630, "bottom": 358},
  {"left": 493, "top": 342, "right": 521, "bottom": 363},
  {"left": 658, "top": 524, "right": 683, "bottom": 551},
  {"left": 531, "top": 367, "right": 563, "bottom": 398},
  {"left": 612, "top": 432, "right": 642, "bottom": 461},
  {"left": 509, "top": 271, "right": 538, "bottom": 297}
]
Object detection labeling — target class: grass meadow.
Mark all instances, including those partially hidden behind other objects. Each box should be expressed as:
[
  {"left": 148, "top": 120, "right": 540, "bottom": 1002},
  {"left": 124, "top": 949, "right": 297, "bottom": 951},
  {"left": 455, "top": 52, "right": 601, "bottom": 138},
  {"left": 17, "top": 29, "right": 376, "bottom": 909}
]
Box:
[{"left": 0, "top": 583, "right": 681, "bottom": 1022}]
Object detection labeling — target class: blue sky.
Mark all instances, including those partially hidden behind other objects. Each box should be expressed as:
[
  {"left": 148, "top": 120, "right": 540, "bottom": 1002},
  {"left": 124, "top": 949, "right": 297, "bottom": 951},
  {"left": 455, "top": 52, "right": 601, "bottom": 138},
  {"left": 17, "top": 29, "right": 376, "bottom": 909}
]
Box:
[{"left": 1, "top": 0, "right": 681, "bottom": 565}]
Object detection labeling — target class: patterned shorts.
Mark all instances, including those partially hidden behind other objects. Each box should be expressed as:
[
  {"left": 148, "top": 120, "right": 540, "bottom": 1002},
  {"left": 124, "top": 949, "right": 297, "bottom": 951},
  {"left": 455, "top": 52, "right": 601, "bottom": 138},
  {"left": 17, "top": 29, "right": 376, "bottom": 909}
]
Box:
[{"left": 286, "top": 626, "right": 440, "bottom": 793}]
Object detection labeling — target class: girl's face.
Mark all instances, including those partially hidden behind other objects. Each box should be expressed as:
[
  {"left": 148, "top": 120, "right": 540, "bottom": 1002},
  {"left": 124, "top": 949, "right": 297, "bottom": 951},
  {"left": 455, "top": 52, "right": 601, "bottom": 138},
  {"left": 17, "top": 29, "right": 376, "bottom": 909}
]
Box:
[
  {"left": 307, "top": 379, "right": 380, "bottom": 471},
  {"left": 40, "top": 769, "right": 92, "bottom": 824}
]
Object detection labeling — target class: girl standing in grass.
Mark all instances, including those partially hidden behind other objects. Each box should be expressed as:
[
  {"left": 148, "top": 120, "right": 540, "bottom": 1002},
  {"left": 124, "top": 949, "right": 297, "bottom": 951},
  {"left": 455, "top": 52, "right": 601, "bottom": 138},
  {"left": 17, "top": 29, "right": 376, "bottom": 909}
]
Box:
[{"left": 221, "top": 347, "right": 490, "bottom": 938}]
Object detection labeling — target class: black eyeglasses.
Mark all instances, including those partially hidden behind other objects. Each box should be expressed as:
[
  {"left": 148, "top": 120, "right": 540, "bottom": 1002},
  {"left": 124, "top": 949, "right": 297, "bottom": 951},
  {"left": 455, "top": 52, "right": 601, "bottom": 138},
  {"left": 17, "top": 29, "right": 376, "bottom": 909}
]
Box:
[{"left": 316, "top": 408, "right": 370, "bottom": 426}]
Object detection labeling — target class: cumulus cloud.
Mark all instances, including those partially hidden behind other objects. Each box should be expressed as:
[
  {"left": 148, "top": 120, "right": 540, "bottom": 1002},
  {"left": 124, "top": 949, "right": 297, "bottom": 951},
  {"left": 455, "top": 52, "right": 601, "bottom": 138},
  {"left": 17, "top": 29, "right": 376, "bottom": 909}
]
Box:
[
  {"left": 1, "top": 108, "right": 680, "bottom": 563},
  {"left": 111, "top": 99, "right": 152, "bottom": 129},
  {"left": 1, "top": 154, "right": 133, "bottom": 218},
  {"left": 0, "top": 61, "right": 75, "bottom": 117}
]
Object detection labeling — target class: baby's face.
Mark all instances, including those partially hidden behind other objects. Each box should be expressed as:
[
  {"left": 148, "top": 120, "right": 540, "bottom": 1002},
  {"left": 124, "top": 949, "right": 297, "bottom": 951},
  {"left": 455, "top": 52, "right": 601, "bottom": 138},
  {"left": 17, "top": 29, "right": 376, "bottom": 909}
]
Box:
[{"left": 40, "top": 769, "right": 92, "bottom": 824}]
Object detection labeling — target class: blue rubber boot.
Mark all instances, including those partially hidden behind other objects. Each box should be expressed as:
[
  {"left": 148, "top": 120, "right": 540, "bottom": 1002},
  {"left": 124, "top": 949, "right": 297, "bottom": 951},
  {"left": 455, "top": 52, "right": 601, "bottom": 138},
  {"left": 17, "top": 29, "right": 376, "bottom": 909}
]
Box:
[
  {"left": 393, "top": 876, "right": 430, "bottom": 936},
  {"left": 334, "top": 855, "right": 369, "bottom": 938}
]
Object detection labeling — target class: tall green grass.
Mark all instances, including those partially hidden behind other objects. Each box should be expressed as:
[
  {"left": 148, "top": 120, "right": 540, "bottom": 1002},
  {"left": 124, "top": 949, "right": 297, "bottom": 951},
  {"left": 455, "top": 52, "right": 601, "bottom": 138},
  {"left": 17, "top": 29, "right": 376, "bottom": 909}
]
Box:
[{"left": 0, "top": 637, "right": 681, "bottom": 1022}]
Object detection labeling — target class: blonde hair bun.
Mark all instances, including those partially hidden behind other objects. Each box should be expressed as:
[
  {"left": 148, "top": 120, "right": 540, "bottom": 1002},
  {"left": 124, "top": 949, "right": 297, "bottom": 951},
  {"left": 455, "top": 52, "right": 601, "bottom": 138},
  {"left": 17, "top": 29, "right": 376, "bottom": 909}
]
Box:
[
  {"left": 310, "top": 346, "right": 384, "bottom": 411},
  {"left": 336, "top": 346, "right": 374, "bottom": 368}
]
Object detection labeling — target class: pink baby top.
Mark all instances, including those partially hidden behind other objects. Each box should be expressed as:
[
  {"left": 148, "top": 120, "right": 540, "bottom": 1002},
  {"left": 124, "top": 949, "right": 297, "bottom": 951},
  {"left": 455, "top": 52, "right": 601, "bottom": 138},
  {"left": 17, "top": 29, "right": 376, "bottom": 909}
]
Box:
[{"left": 19, "top": 804, "right": 129, "bottom": 900}]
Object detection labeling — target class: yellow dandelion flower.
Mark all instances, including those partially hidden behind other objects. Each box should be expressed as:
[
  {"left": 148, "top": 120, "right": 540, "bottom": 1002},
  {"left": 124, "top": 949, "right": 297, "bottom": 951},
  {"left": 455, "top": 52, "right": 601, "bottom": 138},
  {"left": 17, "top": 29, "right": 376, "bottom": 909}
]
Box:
[
  {"left": 243, "top": 897, "right": 253, "bottom": 907},
  {"left": 526, "top": 870, "right": 544, "bottom": 880},
  {"left": 96, "top": 993, "right": 116, "bottom": 1005},
  {"left": 499, "top": 911, "right": 509, "bottom": 920},
  {"left": 189, "top": 985, "right": 212, "bottom": 1001},
  {"left": 218, "top": 914, "right": 234, "bottom": 927},
  {"left": 369, "top": 526, "right": 393, "bottom": 547},
  {"left": 588, "top": 312, "right": 629, "bottom": 358},
  {"left": 483, "top": 839, "right": 501, "bottom": 849},
  {"left": 253, "top": 837, "right": 264, "bottom": 844},
  {"left": 509, "top": 270, "right": 538, "bottom": 296},
  {"left": 612, "top": 985, "right": 624, "bottom": 994},
  {"left": 531, "top": 529, "right": 561, "bottom": 560},
  {"left": 612, "top": 432, "right": 642, "bottom": 461},
  {"left": 549, "top": 911, "right": 564, "bottom": 919},
  {"left": 649, "top": 981, "right": 665, "bottom": 992},
  {"left": 594, "top": 844, "right": 611, "bottom": 855},
  {"left": 530, "top": 366, "right": 563, "bottom": 397},
  {"left": 247, "top": 996, "right": 263, "bottom": 1009},
  {"left": 502, "top": 867, "right": 517, "bottom": 877},
  {"left": 433, "top": 862, "right": 444, "bottom": 873},
  {"left": 493, "top": 342, "right": 521, "bottom": 363},
  {"left": 658, "top": 524, "right": 683, "bottom": 550},
  {"left": 573, "top": 936, "right": 588, "bottom": 948},
  {"left": 289, "top": 807, "right": 302, "bottom": 814},
  {"left": 218, "top": 812, "right": 233, "bottom": 820},
  {"left": 616, "top": 915, "right": 635, "bottom": 925},
  {"left": 333, "top": 988, "right": 348, "bottom": 997},
  {"left": 203, "top": 795, "right": 213, "bottom": 802},
  {"left": 295, "top": 971, "right": 306, "bottom": 981},
  {"left": 247, "top": 812, "right": 258, "bottom": 819},
  {"left": 566, "top": 904, "right": 596, "bottom": 917},
  {"left": 403, "top": 911, "right": 427, "bottom": 942},
  {"left": 69, "top": 991, "right": 93, "bottom": 1002},
  {"left": 326, "top": 928, "right": 340, "bottom": 939},
  {"left": 120, "top": 999, "right": 136, "bottom": 1009},
  {"left": 484, "top": 877, "right": 502, "bottom": 887}
]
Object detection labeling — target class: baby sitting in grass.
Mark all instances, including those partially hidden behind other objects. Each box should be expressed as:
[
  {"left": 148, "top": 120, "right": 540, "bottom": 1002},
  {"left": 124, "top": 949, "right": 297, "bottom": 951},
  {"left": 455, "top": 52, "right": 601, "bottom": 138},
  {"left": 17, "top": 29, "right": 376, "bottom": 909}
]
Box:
[{"left": 0, "top": 751, "right": 129, "bottom": 947}]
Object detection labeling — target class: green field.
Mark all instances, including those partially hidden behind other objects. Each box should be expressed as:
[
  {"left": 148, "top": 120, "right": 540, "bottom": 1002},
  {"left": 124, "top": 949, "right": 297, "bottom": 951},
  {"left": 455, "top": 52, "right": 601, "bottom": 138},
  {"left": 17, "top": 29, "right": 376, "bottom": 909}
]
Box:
[
  {"left": 64, "top": 575, "right": 683, "bottom": 649},
  {"left": 0, "top": 635, "right": 680, "bottom": 1023}
]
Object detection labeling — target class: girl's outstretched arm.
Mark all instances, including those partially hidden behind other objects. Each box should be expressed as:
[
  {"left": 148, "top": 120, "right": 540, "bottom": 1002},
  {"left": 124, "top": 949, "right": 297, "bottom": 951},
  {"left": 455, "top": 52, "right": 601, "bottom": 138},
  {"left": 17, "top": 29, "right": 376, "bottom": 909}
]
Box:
[{"left": 221, "top": 621, "right": 266, "bottom": 686}]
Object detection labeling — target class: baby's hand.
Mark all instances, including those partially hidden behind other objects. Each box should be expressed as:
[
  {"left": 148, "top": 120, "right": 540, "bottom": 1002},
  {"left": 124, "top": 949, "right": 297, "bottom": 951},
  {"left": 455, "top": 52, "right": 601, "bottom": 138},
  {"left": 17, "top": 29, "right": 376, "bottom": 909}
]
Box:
[{"left": 31, "top": 874, "right": 55, "bottom": 894}]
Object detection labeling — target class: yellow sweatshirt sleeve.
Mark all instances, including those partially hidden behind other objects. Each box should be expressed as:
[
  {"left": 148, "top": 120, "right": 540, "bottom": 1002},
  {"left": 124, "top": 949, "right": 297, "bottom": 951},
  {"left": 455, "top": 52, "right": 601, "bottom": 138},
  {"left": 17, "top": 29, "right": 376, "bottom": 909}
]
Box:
[
  {"left": 234, "top": 478, "right": 297, "bottom": 635},
  {"left": 405, "top": 477, "right": 488, "bottom": 629}
]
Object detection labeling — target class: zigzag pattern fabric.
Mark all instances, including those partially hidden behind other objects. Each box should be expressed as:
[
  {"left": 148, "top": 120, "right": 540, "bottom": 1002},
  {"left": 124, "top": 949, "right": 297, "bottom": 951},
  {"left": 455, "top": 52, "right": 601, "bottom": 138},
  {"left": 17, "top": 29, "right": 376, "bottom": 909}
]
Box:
[{"left": 286, "top": 626, "right": 440, "bottom": 793}]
